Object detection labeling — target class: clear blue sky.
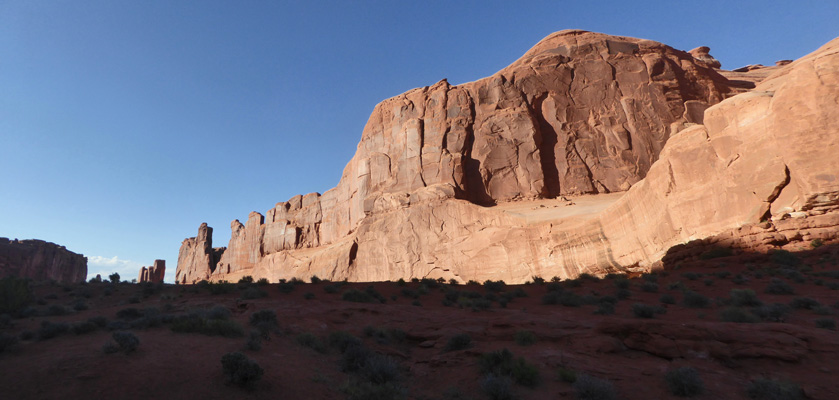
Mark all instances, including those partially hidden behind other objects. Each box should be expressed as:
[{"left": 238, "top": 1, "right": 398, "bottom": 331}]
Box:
[{"left": 1, "top": 1, "right": 837, "bottom": 282}]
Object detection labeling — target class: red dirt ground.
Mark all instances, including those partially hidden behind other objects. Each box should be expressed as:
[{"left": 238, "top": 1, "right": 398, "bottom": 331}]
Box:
[{"left": 2, "top": 245, "right": 839, "bottom": 400}]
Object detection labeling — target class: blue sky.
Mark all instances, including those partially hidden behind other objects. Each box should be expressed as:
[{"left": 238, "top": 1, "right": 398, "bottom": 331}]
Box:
[{"left": 1, "top": 1, "right": 837, "bottom": 282}]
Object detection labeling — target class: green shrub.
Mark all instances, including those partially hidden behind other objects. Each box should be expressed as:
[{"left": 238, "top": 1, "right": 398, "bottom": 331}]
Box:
[
  {"left": 221, "top": 352, "right": 263, "bottom": 388},
  {"left": 481, "top": 374, "right": 514, "bottom": 400},
  {"left": 789, "top": 297, "right": 820, "bottom": 310},
  {"left": 249, "top": 309, "right": 278, "bottom": 334},
  {"left": 342, "top": 287, "right": 385, "bottom": 303},
  {"left": 171, "top": 314, "right": 244, "bottom": 337},
  {"left": 341, "top": 379, "right": 406, "bottom": 400},
  {"left": 444, "top": 333, "right": 472, "bottom": 352},
  {"left": 573, "top": 374, "right": 617, "bottom": 400},
  {"left": 719, "top": 307, "right": 760, "bottom": 323},
  {"left": 297, "top": 332, "right": 327, "bottom": 353},
  {"left": 558, "top": 367, "right": 577, "bottom": 383},
  {"left": 681, "top": 272, "right": 701, "bottom": 281},
  {"left": 108, "top": 273, "right": 121, "bottom": 283},
  {"left": 815, "top": 318, "right": 836, "bottom": 330},
  {"left": 682, "top": 291, "right": 710, "bottom": 308},
  {"left": 244, "top": 330, "right": 262, "bottom": 351},
  {"left": 208, "top": 282, "right": 237, "bottom": 295},
  {"left": 752, "top": 303, "right": 791, "bottom": 322},
  {"left": 746, "top": 377, "right": 802, "bottom": 400},
  {"left": 479, "top": 348, "right": 540, "bottom": 387},
  {"left": 310, "top": 275, "right": 322, "bottom": 284},
  {"left": 329, "top": 331, "right": 362, "bottom": 353},
  {"left": 483, "top": 280, "right": 506, "bottom": 292},
  {"left": 238, "top": 276, "right": 254, "bottom": 284},
  {"left": 37, "top": 321, "right": 69, "bottom": 340},
  {"left": 632, "top": 303, "right": 657, "bottom": 319},
  {"left": 240, "top": 287, "right": 267, "bottom": 299},
  {"left": 71, "top": 320, "right": 98, "bottom": 335},
  {"left": 0, "top": 333, "right": 19, "bottom": 353},
  {"left": 514, "top": 330, "right": 537, "bottom": 346},
  {"left": 766, "top": 278, "right": 795, "bottom": 295},
  {"left": 660, "top": 293, "right": 676, "bottom": 304},
  {"left": 641, "top": 281, "right": 659, "bottom": 293},
  {"left": 664, "top": 366, "right": 704, "bottom": 397},
  {"left": 730, "top": 289, "right": 762, "bottom": 307},
  {"left": 111, "top": 331, "right": 140, "bottom": 353},
  {"left": 770, "top": 250, "right": 801, "bottom": 266}
]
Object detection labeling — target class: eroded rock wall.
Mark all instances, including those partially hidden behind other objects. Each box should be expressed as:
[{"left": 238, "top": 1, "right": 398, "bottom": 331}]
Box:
[
  {"left": 176, "top": 31, "right": 839, "bottom": 284},
  {"left": 0, "top": 238, "right": 87, "bottom": 282}
]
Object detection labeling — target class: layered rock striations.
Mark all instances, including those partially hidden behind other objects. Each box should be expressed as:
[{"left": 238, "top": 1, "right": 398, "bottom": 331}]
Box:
[
  {"left": 0, "top": 238, "right": 87, "bottom": 282},
  {"left": 177, "top": 31, "right": 839, "bottom": 284}
]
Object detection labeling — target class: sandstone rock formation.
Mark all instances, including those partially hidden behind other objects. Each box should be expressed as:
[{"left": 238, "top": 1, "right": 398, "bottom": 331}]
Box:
[
  {"left": 177, "top": 31, "right": 839, "bottom": 284},
  {"left": 0, "top": 238, "right": 87, "bottom": 282},
  {"left": 138, "top": 260, "right": 166, "bottom": 283}
]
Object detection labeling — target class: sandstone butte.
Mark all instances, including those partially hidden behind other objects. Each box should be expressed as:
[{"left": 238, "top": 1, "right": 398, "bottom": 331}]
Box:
[
  {"left": 176, "top": 30, "right": 839, "bottom": 285},
  {"left": 0, "top": 237, "right": 87, "bottom": 282},
  {"left": 137, "top": 260, "right": 166, "bottom": 283}
]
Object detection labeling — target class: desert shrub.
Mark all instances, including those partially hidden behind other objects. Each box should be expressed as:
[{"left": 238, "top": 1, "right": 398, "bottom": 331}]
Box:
[
  {"left": 297, "top": 332, "right": 327, "bottom": 353},
  {"left": 253, "top": 278, "right": 269, "bottom": 286},
  {"left": 815, "top": 318, "right": 836, "bottom": 330},
  {"left": 171, "top": 313, "right": 244, "bottom": 337},
  {"left": 483, "top": 280, "right": 506, "bottom": 292},
  {"left": 360, "top": 353, "right": 401, "bottom": 384},
  {"left": 594, "top": 302, "right": 615, "bottom": 315},
  {"left": 303, "top": 292, "right": 315, "bottom": 300},
  {"left": 240, "top": 287, "right": 267, "bottom": 300},
  {"left": 341, "top": 378, "right": 406, "bottom": 400},
  {"left": 108, "top": 273, "right": 121, "bottom": 283},
  {"left": 719, "top": 307, "right": 760, "bottom": 323},
  {"left": 703, "top": 278, "right": 715, "bottom": 286},
  {"left": 249, "top": 309, "right": 278, "bottom": 334},
  {"left": 667, "top": 281, "right": 685, "bottom": 290},
  {"left": 714, "top": 271, "right": 732, "bottom": 278},
  {"left": 363, "top": 326, "right": 406, "bottom": 345},
  {"left": 573, "top": 374, "right": 617, "bottom": 400},
  {"left": 558, "top": 367, "right": 578, "bottom": 383},
  {"left": 699, "top": 246, "right": 732, "bottom": 260},
  {"left": 531, "top": 276, "right": 545, "bottom": 285},
  {"left": 752, "top": 303, "right": 791, "bottom": 322},
  {"left": 444, "top": 333, "right": 472, "bottom": 352},
  {"left": 401, "top": 288, "right": 419, "bottom": 299},
  {"left": 789, "top": 297, "right": 820, "bottom": 310},
  {"left": 277, "top": 281, "right": 296, "bottom": 293},
  {"left": 206, "top": 305, "right": 231, "bottom": 320},
  {"left": 664, "top": 366, "right": 704, "bottom": 397},
  {"left": 730, "top": 289, "right": 762, "bottom": 307},
  {"left": 481, "top": 374, "right": 514, "bottom": 400},
  {"left": 116, "top": 307, "right": 144, "bottom": 319},
  {"left": 208, "top": 282, "right": 236, "bottom": 295},
  {"left": 0, "top": 314, "right": 11, "bottom": 329},
  {"left": 342, "top": 287, "right": 385, "bottom": 303},
  {"left": 770, "top": 250, "right": 801, "bottom": 266},
  {"left": 660, "top": 293, "right": 676, "bottom": 304},
  {"left": 682, "top": 291, "right": 710, "bottom": 308},
  {"left": 641, "top": 281, "right": 659, "bottom": 293},
  {"left": 71, "top": 320, "right": 98, "bottom": 335},
  {"left": 221, "top": 352, "right": 263, "bottom": 388},
  {"left": 813, "top": 305, "right": 832, "bottom": 315},
  {"left": 632, "top": 303, "right": 657, "bottom": 319},
  {"left": 37, "top": 321, "right": 69, "bottom": 340},
  {"left": 244, "top": 330, "right": 262, "bottom": 351},
  {"left": 746, "top": 377, "right": 802, "bottom": 400},
  {"left": 329, "top": 331, "right": 362, "bottom": 352},
  {"left": 46, "top": 304, "right": 70, "bottom": 316},
  {"left": 238, "top": 276, "right": 254, "bottom": 284},
  {"left": 614, "top": 288, "right": 631, "bottom": 300},
  {"left": 514, "top": 330, "right": 537, "bottom": 346},
  {"left": 681, "top": 272, "right": 702, "bottom": 281},
  {"left": 765, "top": 278, "right": 795, "bottom": 295},
  {"left": 479, "top": 348, "right": 540, "bottom": 387},
  {"left": 309, "top": 275, "right": 322, "bottom": 284},
  {"left": 342, "top": 344, "right": 374, "bottom": 372},
  {"left": 111, "top": 331, "right": 140, "bottom": 353},
  {"left": 0, "top": 333, "right": 19, "bottom": 353},
  {"left": 72, "top": 300, "right": 89, "bottom": 311}
]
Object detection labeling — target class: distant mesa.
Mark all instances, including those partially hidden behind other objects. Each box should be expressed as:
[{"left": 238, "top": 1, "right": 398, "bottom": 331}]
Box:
[
  {"left": 138, "top": 260, "right": 166, "bottom": 283},
  {"left": 176, "top": 30, "right": 839, "bottom": 284},
  {"left": 0, "top": 237, "right": 87, "bottom": 283}
]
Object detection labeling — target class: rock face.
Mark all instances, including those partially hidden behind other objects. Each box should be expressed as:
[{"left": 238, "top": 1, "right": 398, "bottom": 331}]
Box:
[
  {"left": 0, "top": 238, "right": 87, "bottom": 282},
  {"left": 138, "top": 260, "right": 166, "bottom": 283},
  {"left": 177, "top": 31, "right": 839, "bottom": 284}
]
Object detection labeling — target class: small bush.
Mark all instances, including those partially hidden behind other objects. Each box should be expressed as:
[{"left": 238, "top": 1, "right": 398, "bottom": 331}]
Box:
[
  {"left": 108, "top": 273, "right": 121, "bottom": 283},
  {"left": 71, "top": 320, "right": 98, "bottom": 335},
  {"left": 341, "top": 379, "right": 406, "bottom": 400},
  {"left": 660, "top": 293, "right": 676, "bottom": 304},
  {"left": 244, "top": 330, "right": 262, "bottom": 351},
  {"left": 111, "top": 331, "right": 140, "bottom": 353},
  {"left": 46, "top": 304, "right": 70, "bottom": 316},
  {"left": 681, "top": 272, "right": 701, "bottom": 281},
  {"left": 297, "top": 332, "right": 327, "bottom": 353},
  {"left": 37, "top": 321, "right": 69, "bottom": 340},
  {"left": 310, "top": 275, "right": 322, "bottom": 284},
  {"left": 514, "top": 330, "right": 537, "bottom": 346},
  {"left": 664, "top": 366, "right": 704, "bottom": 397},
  {"left": 789, "top": 297, "right": 820, "bottom": 310},
  {"left": 221, "top": 352, "right": 264, "bottom": 388},
  {"left": 765, "top": 278, "right": 795, "bottom": 295},
  {"left": 303, "top": 292, "right": 315, "bottom": 300},
  {"left": 277, "top": 281, "right": 296, "bottom": 293},
  {"left": 0, "top": 333, "right": 19, "bottom": 353},
  {"left": 249, "top": 309, "right": 278, "bottom": 334},
  {"left": 329, "top": 331, "right": 362, "bottom": 353},
  {"left": 815, "top": 318, "right": 836, "bottom": 330},
  {"left": 573, "top": 374, "right": 617, "bottom": 400},
  {"left": 240, "top": 287, "right": 267, "bottom": 300},
  {"left": 238, "top": 276, "right": 254, "bottom": 284},
  {"left": 342, "top": 288, "right": 383, "bottom": 303},
  {"left": 208, "top": 282, "right": 236, "bottom": 295},
  {"left": 116, "top": 307, "right": 144, "bottom": 319},
  {"left": 481, "top": 374, "right": 514, "bottom": 400},
  {"left": 479, "top": 348, "right": 540, "bottom": 387},
  {"left": 483, "top": 280, "right": 506, "bottom": 292},
  {"left": 682, "top": 291, "right": 710, "bottom": 308},
  {"left": 171, "top": 314, "right": 244, "bottom": 337},
  {"left": 746, "top": 378, "right": 802, "bottom": 400},
  {"left": 632, "top": 303, "right": 657, "bottom": 319},
  {"left": 770, "top": 250, "right": 801, "bottom": 266},
  {"left": 730, "top": 289, "right": 762, "bottom": 307},
  {"left": 719, "top": 307, "right": 760, "bottom": 323},
  {"left": 444, "top": 333, "right": 472, "bottom": 352},
  {"left": 558, "top": 367, "right": 577, "bottom": 383},
  {"left": 641, "top": 281, "right": 659, "bottom": 293},
  {"left": 752, "top": 303, "right": 791, "bottom": 322}
]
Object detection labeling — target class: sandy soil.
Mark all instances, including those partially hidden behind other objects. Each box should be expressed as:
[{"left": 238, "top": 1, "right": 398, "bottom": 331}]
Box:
[{"left": 2, "top": 243, "right": 839, "bottom": 400}]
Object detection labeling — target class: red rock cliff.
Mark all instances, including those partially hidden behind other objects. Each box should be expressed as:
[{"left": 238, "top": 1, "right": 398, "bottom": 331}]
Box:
[{"left": 0, "top": 238, "right": 87, "bottom": 283}]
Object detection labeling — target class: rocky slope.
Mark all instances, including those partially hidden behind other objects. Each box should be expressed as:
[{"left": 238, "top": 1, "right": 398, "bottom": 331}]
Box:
[
  {"left": 177, "top": 31, "right": 839, "bottom": 284},
  {"left": 0, "top": 238, "right": 87, "bottom": 283}
]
